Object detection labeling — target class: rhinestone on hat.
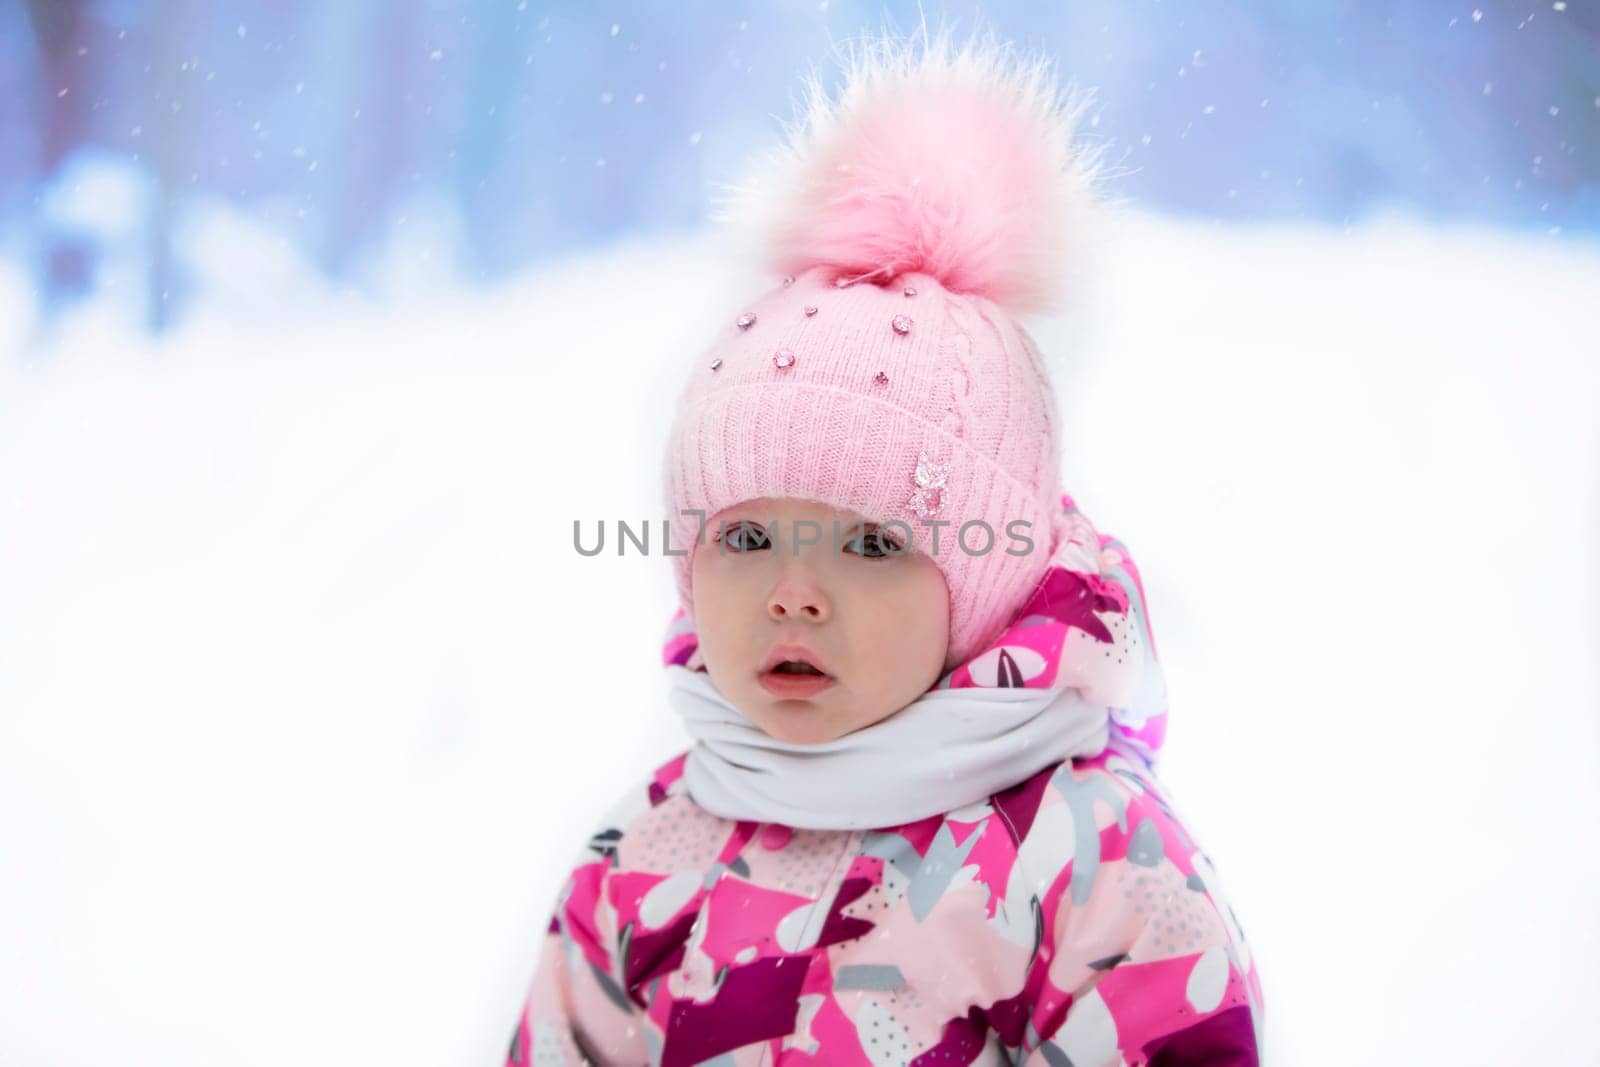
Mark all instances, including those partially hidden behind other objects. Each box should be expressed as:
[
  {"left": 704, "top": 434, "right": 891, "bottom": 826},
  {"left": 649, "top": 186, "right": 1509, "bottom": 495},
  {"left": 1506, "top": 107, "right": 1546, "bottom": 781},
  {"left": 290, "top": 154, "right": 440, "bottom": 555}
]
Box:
[
  {"left": 710, "top": 358, "right": 722, "bottom": 371},
  {"left": 908, "top": 452, "right": 949, "bottom": 519},
  {"left": 873, "top": 370, "right": 889, "bottom": 385},
  {"left": 782, "top": 275, "right": 795, "bottom": 287},
  {"left": 903, "top": 286, "right": 917, "bottom": 297},
  {"left": 772, "top": 347, "right": 796, "bottom": 369},
  {"left": 804, "top": 305, "right": 818, "bottom": 316},
  {"left": 736, "top": 312, "right": 756, "bottom": 330},
  {"left": 891, "top": 314, "right": 913, "bottom": 335}
]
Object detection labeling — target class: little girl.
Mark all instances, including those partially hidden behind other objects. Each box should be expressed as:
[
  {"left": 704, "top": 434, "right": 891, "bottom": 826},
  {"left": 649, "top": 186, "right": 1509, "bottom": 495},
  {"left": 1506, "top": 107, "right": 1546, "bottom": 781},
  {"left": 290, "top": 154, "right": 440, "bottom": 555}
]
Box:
[{"left": 508, "top": 26, "right": 1263, "bottom": 1066}]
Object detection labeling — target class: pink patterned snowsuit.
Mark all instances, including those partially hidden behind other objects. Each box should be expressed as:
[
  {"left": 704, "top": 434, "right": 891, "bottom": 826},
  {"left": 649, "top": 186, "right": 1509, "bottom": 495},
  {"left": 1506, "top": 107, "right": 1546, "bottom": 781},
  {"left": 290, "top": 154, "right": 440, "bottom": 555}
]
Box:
[{"left": 508, "top": 497, "right": 1264, "bottom": 1064}]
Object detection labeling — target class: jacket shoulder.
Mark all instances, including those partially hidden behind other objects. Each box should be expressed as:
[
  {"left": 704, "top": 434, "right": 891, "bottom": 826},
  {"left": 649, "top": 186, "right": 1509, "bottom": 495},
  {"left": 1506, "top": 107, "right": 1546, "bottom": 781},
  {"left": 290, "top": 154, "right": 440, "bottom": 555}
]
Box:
[
  {"left": 1020, "top": 743, "right": 1226, "bottom": 910},
  {"left": 1015, "top": 744, "right": 1264, "bottom": 1061},
  {"left": 552, "top": 750, "right": 693, "bottom": 871}
]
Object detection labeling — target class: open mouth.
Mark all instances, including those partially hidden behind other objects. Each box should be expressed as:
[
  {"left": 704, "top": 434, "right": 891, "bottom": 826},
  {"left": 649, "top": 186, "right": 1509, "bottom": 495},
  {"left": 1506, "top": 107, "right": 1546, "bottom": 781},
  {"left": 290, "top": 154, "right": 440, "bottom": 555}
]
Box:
[
  {"left": 758, "top": 649, "right": 836, "bottom": 699},
  {"left": 770, "top": 660, "right": 826, "bottom": 676}
]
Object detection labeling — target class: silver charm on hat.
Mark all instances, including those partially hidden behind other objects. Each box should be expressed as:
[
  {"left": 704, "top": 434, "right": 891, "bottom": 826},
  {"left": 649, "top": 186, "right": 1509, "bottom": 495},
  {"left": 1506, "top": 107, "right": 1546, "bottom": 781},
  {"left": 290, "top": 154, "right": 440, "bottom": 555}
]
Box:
[{"left": 908, "top": 452, "right": 949, "bottom": 518}]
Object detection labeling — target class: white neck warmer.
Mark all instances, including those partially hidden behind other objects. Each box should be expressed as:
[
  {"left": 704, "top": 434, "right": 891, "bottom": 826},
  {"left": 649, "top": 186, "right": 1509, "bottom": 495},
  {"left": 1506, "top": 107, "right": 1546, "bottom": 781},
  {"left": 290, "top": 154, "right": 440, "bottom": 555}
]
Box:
[{"left": 666, "top": 664, "right": 1111, "bottom": 831}]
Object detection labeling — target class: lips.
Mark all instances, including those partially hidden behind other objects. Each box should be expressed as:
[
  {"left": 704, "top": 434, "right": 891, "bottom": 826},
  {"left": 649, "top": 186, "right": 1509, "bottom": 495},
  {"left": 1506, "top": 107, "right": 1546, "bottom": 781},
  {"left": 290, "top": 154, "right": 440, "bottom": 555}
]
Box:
[
  {"left": 758, "top": 644, "right": 832, "bottom": 677},
  {"left": 757, "top": 643, "right": 836, "bottom": 700}
]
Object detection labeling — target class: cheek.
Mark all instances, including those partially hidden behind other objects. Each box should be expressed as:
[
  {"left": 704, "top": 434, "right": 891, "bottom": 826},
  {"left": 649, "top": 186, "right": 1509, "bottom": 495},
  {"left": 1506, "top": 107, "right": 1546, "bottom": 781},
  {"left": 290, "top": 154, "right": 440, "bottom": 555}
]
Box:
[
  {"left": 860, "top": 564, "right": 949, "bottom": 678},
  {"left": 690, "top": 553, "right": 724, "bottom": 629},
  {"left": 907, "top": 572, "right": 951, "bottom": 665},
  {"left": 690, "top": 552, "right": 758, "bottom": 647}
]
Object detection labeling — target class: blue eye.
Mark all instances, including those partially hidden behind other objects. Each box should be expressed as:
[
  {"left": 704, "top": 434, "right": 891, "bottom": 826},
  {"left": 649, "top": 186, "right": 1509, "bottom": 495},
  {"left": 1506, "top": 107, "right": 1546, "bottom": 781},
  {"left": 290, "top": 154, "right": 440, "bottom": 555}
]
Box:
[{"left": 720, "top": 521, "right": 771, "bottom": 552}]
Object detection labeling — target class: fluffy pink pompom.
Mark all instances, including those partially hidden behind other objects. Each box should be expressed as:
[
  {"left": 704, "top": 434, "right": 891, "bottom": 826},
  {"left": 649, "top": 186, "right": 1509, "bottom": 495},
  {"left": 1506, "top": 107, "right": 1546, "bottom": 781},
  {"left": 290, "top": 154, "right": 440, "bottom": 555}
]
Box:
[{"left": 718, "top": 23, "right": 1110, "bottom": 317}]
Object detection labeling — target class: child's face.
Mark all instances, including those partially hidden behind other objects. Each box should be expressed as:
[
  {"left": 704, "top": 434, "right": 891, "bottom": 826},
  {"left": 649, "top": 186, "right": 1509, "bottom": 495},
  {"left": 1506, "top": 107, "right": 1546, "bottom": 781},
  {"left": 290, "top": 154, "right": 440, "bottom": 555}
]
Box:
[{"left": 690, "top": 497, "right": 950, "bottom": 745}]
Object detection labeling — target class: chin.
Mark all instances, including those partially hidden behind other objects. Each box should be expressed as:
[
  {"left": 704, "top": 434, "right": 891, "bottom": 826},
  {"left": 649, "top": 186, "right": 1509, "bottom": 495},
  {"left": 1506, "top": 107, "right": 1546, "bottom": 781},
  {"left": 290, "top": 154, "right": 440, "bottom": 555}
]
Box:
[{"left": 756, "top": 710, "right": 840, "bottom": 746}]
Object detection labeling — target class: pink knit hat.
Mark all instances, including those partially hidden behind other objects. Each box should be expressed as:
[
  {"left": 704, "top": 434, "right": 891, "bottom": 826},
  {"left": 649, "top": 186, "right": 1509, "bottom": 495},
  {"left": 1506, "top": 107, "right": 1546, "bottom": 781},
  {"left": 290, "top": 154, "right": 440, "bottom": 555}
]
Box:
[{"left": 663, "top": 25, "right": 1109, "bottom": 669}]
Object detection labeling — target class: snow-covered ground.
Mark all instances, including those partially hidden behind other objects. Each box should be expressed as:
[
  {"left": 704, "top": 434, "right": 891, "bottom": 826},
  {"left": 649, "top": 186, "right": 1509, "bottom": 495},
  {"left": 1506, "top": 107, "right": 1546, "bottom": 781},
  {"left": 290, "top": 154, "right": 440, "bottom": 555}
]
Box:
[{"left": 1, "top": 208, "right": 1596, "bottom": 1065}]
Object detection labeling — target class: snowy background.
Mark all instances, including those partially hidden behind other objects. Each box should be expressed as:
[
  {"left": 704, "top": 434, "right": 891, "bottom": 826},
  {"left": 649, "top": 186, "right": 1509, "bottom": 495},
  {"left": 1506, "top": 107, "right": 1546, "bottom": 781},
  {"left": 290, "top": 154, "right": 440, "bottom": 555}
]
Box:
[{"left": 3, "top": 3, "right": 1600, "bottom": 1066}]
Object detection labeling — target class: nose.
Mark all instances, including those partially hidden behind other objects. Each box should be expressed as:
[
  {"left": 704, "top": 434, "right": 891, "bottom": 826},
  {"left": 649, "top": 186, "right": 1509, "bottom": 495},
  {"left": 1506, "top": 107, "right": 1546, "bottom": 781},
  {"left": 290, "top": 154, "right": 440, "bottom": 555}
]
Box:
[{"left": 766, "top": 569, "right": 831, "bottom": 622}]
